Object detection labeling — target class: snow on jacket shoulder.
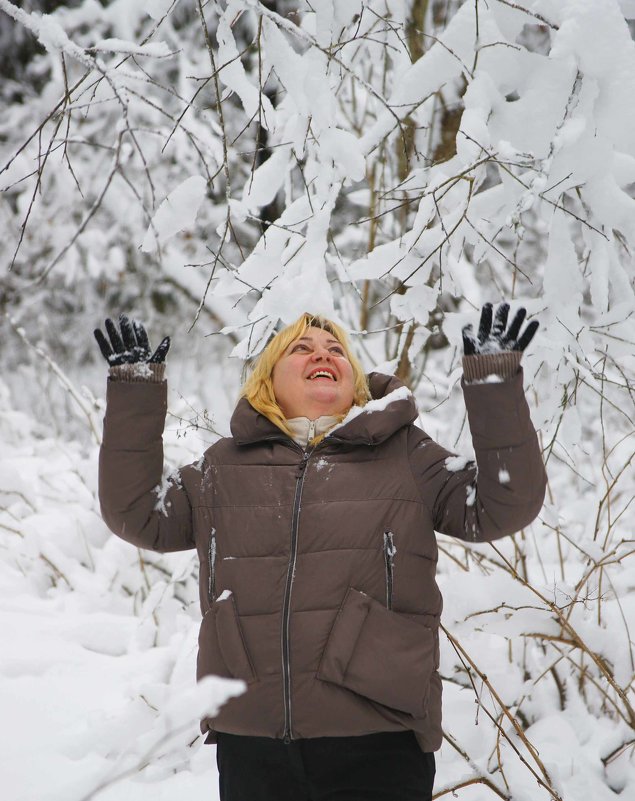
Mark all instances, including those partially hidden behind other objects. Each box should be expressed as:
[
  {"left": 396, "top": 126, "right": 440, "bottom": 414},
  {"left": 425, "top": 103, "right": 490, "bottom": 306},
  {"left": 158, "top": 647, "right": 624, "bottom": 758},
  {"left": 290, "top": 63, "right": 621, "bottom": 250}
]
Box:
[{"left": 98, "top": 366, "right": 547, "bottom": 751}]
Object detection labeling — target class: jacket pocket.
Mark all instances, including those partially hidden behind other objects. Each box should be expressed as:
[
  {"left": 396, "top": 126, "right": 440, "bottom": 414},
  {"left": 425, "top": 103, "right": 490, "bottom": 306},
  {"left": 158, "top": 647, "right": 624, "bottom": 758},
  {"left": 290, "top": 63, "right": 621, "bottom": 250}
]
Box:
[
  {"left": 197, "top": 592, "right": 257, "bottom": 685},
  {"left": 383, "top": 530, "right": 396, "bottom": 610},
  {"left": 316, "top": 587, "right": 434, "bottom": 717}
]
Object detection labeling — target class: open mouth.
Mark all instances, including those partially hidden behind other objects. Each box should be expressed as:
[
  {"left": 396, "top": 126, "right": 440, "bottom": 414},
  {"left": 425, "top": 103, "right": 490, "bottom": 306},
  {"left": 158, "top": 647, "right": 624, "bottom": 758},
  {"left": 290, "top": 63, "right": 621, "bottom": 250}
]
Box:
[{"left": 307, "top": 369, "right": 337, "bottom": 382}]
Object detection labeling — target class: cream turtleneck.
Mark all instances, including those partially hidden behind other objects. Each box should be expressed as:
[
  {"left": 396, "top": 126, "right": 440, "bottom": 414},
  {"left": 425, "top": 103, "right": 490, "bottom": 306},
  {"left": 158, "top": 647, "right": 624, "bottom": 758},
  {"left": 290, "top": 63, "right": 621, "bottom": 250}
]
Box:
[{"left": 286, "top": 415, "right": 340, "bottom": 447}]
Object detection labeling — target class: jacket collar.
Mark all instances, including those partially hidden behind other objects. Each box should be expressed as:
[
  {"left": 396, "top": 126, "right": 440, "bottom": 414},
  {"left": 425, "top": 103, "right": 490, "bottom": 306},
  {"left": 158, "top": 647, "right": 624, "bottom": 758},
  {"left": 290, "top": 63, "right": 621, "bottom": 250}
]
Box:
[{"left": 230, "top": 372, "right": 417, "bottom": 447}]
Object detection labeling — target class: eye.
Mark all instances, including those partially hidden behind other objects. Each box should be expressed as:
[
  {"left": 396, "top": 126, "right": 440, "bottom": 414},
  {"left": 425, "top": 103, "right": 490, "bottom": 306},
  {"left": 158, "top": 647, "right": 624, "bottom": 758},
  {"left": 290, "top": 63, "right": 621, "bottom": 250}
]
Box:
[
  {"left": 291, "top": 343, "right": 310, "bottom": 353},
  {"left": 330, "top": 346, "right": 345, "bottom": 356}
]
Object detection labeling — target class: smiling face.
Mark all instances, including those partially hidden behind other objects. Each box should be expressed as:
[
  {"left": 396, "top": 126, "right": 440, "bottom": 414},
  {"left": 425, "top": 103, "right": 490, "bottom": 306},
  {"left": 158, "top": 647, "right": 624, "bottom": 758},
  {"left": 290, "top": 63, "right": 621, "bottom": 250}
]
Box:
[{"left": 272, "top": 326, "right": 355, "bottom": 420}]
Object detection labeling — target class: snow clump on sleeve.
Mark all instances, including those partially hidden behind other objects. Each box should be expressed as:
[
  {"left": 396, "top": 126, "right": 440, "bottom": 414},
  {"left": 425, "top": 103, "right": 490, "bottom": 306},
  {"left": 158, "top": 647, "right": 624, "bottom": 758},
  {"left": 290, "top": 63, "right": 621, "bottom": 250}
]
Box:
[
  {"left": 153, "top": 469, "right": 182, "bottom": 515},
  {"left": 445, "top": 454, "right": 474, "bottom": 472}
]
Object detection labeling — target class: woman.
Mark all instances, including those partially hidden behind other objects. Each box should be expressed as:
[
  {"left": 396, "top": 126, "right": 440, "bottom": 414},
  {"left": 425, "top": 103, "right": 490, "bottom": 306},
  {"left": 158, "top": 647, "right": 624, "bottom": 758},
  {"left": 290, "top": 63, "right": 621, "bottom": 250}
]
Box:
[{"left": 95, "top": 306, "right": 546, "bottom": 801}]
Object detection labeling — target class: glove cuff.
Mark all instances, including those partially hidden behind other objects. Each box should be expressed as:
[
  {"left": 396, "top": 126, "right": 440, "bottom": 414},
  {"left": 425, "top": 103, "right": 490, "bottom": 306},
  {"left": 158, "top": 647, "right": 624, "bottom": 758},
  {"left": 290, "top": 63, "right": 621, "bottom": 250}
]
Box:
[
  {"left": 462, "top": 351, "right": 522, "bottom": 383},
  {"left": 108, "top": 362, "right": 165, "bottom": 383}
]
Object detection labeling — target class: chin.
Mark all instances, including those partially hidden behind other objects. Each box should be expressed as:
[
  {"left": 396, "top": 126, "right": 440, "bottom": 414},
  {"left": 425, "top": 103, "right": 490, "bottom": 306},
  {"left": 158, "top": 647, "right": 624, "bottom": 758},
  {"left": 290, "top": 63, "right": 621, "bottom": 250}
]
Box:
[{"left": 307, "top": 388, "right": 339, "bottom": 404}]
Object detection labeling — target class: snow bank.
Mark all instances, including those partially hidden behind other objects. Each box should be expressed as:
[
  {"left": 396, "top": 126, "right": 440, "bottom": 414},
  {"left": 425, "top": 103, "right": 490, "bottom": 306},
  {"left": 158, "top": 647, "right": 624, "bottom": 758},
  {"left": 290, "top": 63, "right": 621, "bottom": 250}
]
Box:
[{"left": 0, "top": 381, "right": 240, "bottom": 801}]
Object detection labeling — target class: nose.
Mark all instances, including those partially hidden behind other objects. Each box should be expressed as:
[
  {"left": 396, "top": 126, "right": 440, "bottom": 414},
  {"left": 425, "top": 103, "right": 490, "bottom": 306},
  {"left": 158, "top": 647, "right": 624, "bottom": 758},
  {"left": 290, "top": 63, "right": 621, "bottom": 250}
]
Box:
[{"left": 311, "top": 346, "right": 331, "bottom": 361}]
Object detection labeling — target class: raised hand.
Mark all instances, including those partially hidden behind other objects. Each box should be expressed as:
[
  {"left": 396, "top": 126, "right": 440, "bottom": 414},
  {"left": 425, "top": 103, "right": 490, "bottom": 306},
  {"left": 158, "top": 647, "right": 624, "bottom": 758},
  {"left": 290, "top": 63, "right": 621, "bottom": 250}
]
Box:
[
  {"left": 94, "top": 314, "right": 170, "bottom": 366},
  {"left": 462, "top": 303, "right": 538, "bottom": 356}
]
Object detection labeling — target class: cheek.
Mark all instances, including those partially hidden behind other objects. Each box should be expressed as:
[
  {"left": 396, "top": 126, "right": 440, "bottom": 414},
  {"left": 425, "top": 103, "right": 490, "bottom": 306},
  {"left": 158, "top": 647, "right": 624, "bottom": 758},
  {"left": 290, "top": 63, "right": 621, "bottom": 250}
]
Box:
[
  {"left": 340, "top": 363, "right": 355, "bottom": 393},
  {"left": 272, "top": 359, "right": 298, "bottom": 397},
  {"left": 271, "top": 364, "right": 282, "bottom": 396}
]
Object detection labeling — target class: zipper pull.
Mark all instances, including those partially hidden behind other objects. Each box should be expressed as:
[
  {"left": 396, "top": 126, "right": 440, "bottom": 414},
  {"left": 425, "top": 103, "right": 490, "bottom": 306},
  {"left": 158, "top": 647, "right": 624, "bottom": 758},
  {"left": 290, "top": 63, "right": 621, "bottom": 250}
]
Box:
[
  {"left": 297, "top": 450, "right": 310, "bottom": 477},
  {"left": 208, "top": 529, "right": 217, "bottom": 603},
  {"left": 384, "top": 531, "right": 395, "bottom": 610},
  {"left": 308, "top": 420, "right": 316, "bottom": 441}
]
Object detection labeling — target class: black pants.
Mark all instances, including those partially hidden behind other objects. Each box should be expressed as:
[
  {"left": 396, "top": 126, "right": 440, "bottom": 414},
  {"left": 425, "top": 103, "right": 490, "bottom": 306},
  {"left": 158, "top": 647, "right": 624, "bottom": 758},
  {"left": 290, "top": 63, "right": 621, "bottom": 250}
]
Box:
[{"left": 216, "top": 730, "right": 436, "bottom": 801}]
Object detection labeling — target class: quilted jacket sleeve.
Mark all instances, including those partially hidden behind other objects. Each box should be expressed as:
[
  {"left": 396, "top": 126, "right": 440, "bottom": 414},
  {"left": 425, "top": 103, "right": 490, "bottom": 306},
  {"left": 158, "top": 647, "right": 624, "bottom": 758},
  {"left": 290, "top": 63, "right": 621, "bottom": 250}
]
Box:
[
  {"left": 98, "top": 377, "right": 196, "bottom": 553},
  {"left": 408, "top": 354, "right": 547, "bottom": 543}
]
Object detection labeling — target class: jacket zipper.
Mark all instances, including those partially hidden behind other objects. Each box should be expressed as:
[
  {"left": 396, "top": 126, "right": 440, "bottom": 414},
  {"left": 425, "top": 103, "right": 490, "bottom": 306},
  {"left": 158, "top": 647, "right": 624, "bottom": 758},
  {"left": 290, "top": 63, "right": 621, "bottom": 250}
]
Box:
[
  {"left": 383, "top": 531, "right": 396, "bottom": 610},
  {"left": 208, "top": 528, "right": 217, "bottom": 603},
  {"left": 282, "top": 445, "right": 314, "bottom": 743}
]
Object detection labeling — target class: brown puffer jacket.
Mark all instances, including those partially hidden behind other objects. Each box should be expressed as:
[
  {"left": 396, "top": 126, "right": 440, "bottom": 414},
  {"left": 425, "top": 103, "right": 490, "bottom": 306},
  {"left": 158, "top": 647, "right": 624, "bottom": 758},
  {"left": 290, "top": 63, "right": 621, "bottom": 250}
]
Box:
[{"left": 99, "top": 360, "right": 547, "bottom": 751}]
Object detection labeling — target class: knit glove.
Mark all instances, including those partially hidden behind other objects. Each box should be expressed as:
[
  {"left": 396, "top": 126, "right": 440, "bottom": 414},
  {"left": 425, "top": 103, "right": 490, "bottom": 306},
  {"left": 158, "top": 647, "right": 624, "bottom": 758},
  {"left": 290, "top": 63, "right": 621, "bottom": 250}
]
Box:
[
  {"left": 462, "top": 302, "right": 538, "bottom": 355},
  {"left": 461, "top": 302, "right": 538, "bottom": 382},
  {"left": 94, "top": 314, "right": 170, "bottom": 382}
]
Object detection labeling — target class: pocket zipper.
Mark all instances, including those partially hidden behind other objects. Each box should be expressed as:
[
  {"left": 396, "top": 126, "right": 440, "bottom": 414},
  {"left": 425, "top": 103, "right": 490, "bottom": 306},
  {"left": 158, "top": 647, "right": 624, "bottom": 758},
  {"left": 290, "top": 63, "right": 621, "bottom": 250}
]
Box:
[
  {"left": 383, "top": 531, "right": 396, "bottom": 610},
  {"left": 208, "top": 528, "right": 217, "bottom": 603}
]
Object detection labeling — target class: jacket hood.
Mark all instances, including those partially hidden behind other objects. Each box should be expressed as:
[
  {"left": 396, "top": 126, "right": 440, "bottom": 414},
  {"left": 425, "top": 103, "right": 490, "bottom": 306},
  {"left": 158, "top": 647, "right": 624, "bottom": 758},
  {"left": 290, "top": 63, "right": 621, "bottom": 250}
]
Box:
[{"left": 230, "top": 372, "right": 418, "bottom": 447}]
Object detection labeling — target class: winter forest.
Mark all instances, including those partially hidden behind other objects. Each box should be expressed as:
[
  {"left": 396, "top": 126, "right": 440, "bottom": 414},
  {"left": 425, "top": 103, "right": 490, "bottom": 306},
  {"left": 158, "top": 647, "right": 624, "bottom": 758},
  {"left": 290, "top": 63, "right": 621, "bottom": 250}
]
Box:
[{"left": 1, "top": 0, "right": 634, "bottom": 798}]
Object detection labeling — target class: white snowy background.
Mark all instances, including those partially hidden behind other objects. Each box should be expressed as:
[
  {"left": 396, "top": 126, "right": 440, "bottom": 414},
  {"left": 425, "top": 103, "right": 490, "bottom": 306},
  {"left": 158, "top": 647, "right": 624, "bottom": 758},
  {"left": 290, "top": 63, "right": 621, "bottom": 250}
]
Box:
[{"left": 1, "top": 0, "right": 634, "bottom": 799}]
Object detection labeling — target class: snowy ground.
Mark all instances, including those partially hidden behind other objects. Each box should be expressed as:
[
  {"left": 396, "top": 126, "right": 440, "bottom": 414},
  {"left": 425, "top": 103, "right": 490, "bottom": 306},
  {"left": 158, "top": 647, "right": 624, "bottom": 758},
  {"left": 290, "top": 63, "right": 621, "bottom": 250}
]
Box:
[
  {"left": 0, "top": 596, "right": 223, "bottom": 801},
  {"left": 0, "top": 375, "right": 237, "bottom": 801}
]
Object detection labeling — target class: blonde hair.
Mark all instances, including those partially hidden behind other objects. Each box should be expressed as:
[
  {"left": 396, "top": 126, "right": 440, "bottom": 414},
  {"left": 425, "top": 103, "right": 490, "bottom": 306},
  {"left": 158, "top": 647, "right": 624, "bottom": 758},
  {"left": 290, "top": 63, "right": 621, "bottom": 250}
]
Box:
[{"left": 241, "top": 313, "right": 370, "bottom": 439}]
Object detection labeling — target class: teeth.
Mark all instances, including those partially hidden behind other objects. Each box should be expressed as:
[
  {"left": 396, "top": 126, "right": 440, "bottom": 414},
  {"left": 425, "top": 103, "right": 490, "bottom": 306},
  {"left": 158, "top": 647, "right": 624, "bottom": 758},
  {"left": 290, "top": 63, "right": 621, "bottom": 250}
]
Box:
[{"left": 309, "top": 371, "right": 334, "bottom": 380}]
